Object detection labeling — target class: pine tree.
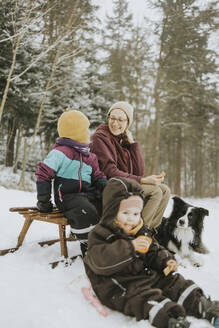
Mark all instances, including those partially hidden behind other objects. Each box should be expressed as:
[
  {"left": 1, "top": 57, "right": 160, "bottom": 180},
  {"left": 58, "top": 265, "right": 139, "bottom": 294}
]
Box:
[
  {"left": 102, "top": 0, "right": 134, "bottom": 99},
  {"left": 0, "top": 0, "right": 44, "bottom": 166},
  {"left": 153, "top": 0, "right": 219, "bottom": 196},
  {"left": 38, "top": 0, "right": 112, "bottom": 150}
]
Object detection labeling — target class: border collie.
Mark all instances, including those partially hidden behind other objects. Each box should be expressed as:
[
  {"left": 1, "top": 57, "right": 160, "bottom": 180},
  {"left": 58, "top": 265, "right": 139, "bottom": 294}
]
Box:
[{"left": 156, "top": 196, "right": 209, "bottom": 267}]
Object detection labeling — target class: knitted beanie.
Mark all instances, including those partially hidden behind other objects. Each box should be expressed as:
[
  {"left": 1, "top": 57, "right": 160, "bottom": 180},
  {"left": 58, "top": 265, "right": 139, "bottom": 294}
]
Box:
[
  {"left": 57, "top": 108, "right": 90, "bottom": 143},
  {"left": 107, "top": 101, "right": 134, "bottom": 127},
  {"left": 119, "top": 195, "right": 143, "bottom": 212}
]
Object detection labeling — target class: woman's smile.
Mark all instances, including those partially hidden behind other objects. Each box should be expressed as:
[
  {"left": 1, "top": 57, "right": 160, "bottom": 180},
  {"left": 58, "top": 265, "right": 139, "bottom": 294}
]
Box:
[{"left": 108, "top": 108, "right": 128, "bottom": 136}]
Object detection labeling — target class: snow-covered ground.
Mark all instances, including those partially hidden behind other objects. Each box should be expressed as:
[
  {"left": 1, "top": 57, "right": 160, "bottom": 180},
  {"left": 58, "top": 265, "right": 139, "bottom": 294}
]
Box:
[{"left": 0, "top": 184, "right": 219, "bottom": 328}]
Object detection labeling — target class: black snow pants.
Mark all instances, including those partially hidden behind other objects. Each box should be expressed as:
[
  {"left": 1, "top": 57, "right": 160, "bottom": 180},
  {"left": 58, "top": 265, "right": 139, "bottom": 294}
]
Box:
[
  {"left": 110, "top": 272, "right": 203, "bottom": 328},
  {"left": 57, "top": 192, "right": 101, "bottom": 240}
]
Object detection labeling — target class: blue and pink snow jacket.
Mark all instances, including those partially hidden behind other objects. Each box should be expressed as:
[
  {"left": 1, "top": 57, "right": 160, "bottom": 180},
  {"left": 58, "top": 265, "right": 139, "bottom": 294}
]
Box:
[{"left": 35, "top": 138, "right": 107, "bottom": 208}]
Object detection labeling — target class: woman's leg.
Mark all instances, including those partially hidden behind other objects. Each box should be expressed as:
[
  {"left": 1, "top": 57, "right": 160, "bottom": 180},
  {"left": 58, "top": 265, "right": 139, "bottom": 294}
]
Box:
[{"left": 141, "top": 183, "right": 171, "bottom": 229}]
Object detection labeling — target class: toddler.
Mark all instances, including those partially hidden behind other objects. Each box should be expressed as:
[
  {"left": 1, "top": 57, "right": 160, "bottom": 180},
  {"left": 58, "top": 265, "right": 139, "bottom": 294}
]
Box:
[{"left": 84, "top": 177, "right": 219, "bottom": 328}]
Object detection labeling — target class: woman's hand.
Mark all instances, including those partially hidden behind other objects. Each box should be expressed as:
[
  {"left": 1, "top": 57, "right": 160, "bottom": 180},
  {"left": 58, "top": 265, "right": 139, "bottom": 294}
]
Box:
[
  {"left": 125, "top": 129, "right": 135, "bottom": 144},
  {"left": 140, "top": 175, "right": 164, "bottom": 185}
]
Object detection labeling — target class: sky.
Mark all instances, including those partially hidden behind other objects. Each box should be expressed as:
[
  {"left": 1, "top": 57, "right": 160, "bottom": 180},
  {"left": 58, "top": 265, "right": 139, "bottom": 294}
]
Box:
[
  {"left": 92, "top": 0, "right": 160, "bottom": 26},
  {"left": 92, "top": 0, "right": 219, "bottom": 52}
]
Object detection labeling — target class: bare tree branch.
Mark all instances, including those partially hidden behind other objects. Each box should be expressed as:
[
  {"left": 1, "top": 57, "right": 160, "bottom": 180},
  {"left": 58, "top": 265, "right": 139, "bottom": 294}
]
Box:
[{"left": 0, "top": 0, "right": 32, "bottom": 124}]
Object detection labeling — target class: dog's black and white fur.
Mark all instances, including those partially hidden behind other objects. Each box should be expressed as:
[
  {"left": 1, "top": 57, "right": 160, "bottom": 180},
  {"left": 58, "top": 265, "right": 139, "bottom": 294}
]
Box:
[{"left": 156, "top": 196, "right": 209, "bottom": 267}]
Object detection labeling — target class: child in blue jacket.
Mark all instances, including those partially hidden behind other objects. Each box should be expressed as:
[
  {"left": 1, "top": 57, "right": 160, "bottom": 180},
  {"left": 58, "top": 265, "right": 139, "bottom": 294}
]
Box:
[{"left": 35, "top": 109, "right": 107, "bottom": 256}]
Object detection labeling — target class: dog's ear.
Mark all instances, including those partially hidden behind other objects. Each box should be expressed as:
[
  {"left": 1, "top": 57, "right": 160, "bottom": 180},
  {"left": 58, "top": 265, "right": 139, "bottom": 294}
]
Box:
[
  {"left": 172, "top": 196, "right": 187, "bottom": 208},
  {"left": 198, "top": 208, "right": 209, "bottom": 216}
]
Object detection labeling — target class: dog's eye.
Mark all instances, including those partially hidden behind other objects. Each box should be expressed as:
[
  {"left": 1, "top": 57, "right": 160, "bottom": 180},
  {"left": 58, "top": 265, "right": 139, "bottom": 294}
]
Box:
[{"left": 188, "top": 213, "right": 192, "bottom": 219}]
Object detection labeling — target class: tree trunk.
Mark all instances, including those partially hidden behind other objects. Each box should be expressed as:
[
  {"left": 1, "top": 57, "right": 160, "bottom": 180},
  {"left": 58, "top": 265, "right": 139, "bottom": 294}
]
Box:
[
  {"left": 183, "top": 143, "right": 187, "bottom": 197},
  {"left": 19, "top": 137, "right": 28, "bottom": 188},
  {"left": 0, "top": 0, "right": 31, "bottom": 124},
  {"left": 175, "top": 128, "right": 182, "bottom": 195},
  {"left": 151, "top": 90, "right": 161, "bottom": 174},
  {"left": 167, "top": 137, "right": 173, "bottom": 192},
  {"left": 18, "top": 9, "right": 78, "bottom": 189},
  {"left": 150, "top": 17, "right": 167, "bottom": 174},
  {"left": 13, "top": 125, "right": 23, "bottom": 173},
  {"left": 5, "top": 118, "right": 16, "bottom": 167},
  {"left": 18, "top": 50, "right": 60, "bottom": 189},
  {"left": 194, "top": 140, "right": 203, "bottom": 197}
]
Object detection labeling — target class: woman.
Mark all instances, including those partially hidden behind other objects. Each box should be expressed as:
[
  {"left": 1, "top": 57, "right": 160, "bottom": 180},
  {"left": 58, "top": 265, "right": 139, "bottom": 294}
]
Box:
[{"left": 90, "top": 101, "right": 171, "bottom": 230}]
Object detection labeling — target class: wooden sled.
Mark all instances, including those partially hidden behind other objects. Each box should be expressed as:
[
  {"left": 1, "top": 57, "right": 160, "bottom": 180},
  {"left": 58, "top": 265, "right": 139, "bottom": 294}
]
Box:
[{"left": 0, "top": 207, "right": 78, "bottom": 268}]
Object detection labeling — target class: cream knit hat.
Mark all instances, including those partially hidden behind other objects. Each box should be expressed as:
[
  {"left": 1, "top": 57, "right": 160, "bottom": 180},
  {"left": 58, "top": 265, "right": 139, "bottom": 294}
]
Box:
[
  {"left": 107, "top": 101, "right": 134, "bottom": 127},
  {"left": 57, "top": 108, "right": 90, "bottom": 143}
]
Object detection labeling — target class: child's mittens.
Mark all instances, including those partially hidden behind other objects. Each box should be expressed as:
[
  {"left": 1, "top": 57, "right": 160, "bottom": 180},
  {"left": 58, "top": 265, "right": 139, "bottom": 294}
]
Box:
[
  {"left": 132, "top": 235, "right": 152, "bottom": 254},
  {"left": 88, "top": 178, "right": 107, "bottom": 199},
  {"left": 37, "top": 194, "right": 53, "bottom": 213},
  {"left": 95, "top": 178, "right": 107, "bottom": 192}
]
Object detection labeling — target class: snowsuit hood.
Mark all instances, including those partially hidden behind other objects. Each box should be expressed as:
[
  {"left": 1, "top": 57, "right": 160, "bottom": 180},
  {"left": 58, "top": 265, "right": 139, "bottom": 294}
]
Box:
[{"left": 101, "top": 177, "right": 145, "bottom": 229}]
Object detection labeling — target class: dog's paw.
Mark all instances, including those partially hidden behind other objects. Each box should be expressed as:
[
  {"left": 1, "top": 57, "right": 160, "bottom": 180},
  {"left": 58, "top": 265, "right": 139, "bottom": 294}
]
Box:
[
  {"left": 193, "top": 262, "right": 202, "bottom": 267},
  {"left": 179, "top": 262, "right": 187, "bottom": 268},
  {"left": 189, "top": 255, "right": 204, "bottom": 267}
]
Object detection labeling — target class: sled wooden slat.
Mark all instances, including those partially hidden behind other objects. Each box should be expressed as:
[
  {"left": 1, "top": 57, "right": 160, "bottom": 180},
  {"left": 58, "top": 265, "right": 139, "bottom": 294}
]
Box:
[
  {"left": 38, "top": 234, "right": 77, "bottom": 247},
  {"left": 9, "top": 207, "right": 39, "bottom": 212},
  {"left": 0, "top": 207, "right": 78, "bottom": 267}
]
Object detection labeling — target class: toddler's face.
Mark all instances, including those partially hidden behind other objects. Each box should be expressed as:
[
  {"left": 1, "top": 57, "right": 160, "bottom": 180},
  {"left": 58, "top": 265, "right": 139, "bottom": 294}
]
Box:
[{"left": 116, "top": 205, "right": 142, "bottom": 233}]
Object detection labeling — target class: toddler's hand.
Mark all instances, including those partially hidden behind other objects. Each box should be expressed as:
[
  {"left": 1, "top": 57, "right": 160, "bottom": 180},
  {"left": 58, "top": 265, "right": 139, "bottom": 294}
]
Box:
[
  {"left": 132, "top": 235, "right": 152, "bottom": 254},
  {"left": 163, "top": 259, "right": 178, "bottom": 275}
]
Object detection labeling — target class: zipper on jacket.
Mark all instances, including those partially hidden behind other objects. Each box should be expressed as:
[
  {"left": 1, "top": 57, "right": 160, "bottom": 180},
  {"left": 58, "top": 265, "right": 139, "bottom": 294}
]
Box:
[
  {"left": 111, "top": 278, "right": 127, "bottom": 296},
  {"left": 78, "top": 153, "right": 83, "bottom": 192}
]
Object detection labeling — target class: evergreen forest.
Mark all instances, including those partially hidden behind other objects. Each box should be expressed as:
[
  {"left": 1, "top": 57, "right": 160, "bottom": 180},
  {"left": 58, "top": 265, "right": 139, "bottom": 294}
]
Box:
[{"left": 0, "top": 0, "right": 218, "bottom": 197}]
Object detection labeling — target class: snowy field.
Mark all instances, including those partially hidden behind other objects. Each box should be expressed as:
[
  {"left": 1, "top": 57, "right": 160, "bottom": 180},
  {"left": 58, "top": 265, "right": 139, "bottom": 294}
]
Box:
[{"left": 0, "top": 185, "right": 219, "bottom": 328}]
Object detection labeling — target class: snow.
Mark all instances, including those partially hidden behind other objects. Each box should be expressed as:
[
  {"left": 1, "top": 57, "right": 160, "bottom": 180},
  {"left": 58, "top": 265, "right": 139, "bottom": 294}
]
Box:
[
  {"left": 0, "top": 184, "right": 219, "bottom": 328},
  {"left": 0, "top": 165, "right": 35, "bottom": 192}
]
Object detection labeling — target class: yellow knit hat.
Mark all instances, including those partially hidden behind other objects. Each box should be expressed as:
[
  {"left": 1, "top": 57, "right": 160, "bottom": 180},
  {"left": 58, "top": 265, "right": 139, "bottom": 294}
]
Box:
[{"left": 57, "top": 108, "right": 90, "bottom": 143}]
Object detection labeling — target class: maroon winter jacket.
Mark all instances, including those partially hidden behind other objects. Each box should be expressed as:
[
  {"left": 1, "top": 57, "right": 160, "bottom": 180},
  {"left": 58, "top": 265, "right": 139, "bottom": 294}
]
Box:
[{"left": 90, "top": 124, "right": 145, "bottom": 183}]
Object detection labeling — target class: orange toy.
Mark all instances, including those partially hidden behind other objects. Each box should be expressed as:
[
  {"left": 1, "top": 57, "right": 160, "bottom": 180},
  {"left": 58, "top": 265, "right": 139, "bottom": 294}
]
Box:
[{"left": 136, "top": 235, "right": 152, "bottom": 254}]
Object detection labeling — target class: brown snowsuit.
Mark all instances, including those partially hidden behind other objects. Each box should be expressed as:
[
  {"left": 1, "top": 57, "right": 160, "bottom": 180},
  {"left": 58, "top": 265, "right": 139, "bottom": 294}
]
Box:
[{"left": 84, "top": 177, "right": 204, "bottom": 328}]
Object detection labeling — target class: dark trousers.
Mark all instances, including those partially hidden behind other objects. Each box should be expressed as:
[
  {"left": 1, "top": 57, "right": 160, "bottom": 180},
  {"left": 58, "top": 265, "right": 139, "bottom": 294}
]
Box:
[
  {"left": 60, "top": 193, "right": 101, "bottom": 240},
  {"left": 109, "top": 273, "right": 203, "bottom": 328}
]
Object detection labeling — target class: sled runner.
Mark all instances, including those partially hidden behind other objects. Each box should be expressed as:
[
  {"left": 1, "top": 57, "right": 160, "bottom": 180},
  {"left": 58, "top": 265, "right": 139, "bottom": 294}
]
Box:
[
  {"left": 81, "top": 286, "right": 108, "bottom": 317},
  {"left": 0, "top": 206, "right": 78, "bottom": 267}
]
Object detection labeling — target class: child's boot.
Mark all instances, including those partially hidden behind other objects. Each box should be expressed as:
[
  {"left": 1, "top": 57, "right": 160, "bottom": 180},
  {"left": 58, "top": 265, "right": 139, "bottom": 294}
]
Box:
[
  {"left": 168, "top": 317, "right": 190, "bottom": 328},
  {"left": 199, "top": 296, "right": 219, "bottom": 326},
  {"left": 80, "top": 241, "right": 88, "bottom": 257}
]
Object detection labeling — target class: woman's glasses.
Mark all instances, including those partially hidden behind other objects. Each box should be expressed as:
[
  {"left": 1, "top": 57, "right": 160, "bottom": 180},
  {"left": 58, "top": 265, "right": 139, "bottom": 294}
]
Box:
[{"left": 109, "top": 116, "right": 127, "bottom": 123}]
